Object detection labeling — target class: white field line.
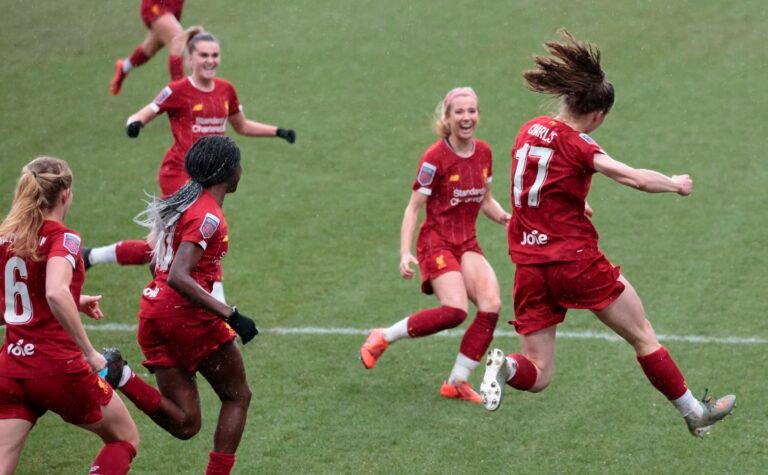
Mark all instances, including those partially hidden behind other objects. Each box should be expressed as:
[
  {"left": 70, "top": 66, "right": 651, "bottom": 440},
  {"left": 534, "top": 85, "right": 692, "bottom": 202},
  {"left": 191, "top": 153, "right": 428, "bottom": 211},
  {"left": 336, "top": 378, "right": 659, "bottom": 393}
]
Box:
[{"left": 68, "top": 323, "right": 768, "bottom": 345}]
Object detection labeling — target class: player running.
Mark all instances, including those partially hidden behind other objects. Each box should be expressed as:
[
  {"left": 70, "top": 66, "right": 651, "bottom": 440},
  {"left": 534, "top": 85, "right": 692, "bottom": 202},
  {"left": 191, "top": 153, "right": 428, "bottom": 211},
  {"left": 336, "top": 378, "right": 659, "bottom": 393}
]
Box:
[
  {"left": 100, "top": 136, "right": 257, "bottom": 475},
  {"left": 0, "top": 157, "right": 138, "bottom": 474},
  {"left": 88, "top": 30, "right": 296, "bottom": 271},
  {"left": 360, "top": 87, "right": 510, "bottom": 404}
]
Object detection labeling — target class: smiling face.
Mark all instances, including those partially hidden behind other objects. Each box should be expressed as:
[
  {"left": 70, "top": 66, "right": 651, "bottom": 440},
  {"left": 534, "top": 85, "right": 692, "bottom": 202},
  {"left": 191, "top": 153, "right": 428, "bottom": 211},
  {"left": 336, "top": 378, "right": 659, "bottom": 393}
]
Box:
[
  {"left": 445, "top": 95, "right": 479, "bottom": 141},
  {"left": 189, "top": 40, "right": 220, "bottom": 82}
]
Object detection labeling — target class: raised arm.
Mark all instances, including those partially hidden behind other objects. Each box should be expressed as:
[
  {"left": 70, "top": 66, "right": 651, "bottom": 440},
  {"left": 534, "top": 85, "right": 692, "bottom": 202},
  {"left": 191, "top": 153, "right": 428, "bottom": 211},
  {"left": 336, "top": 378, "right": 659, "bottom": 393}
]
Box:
[
  {"left": 399, "top": 191, "right": 427, "bottom": 279},
  {"left": 228, "top": 111, "right": 296, "bottom": 143},
  {"left": 593, "top": 153, "right": 692, "bottom": 195},
  {"left": 45, "top": 257, "right": 105, "bottom": 371}
]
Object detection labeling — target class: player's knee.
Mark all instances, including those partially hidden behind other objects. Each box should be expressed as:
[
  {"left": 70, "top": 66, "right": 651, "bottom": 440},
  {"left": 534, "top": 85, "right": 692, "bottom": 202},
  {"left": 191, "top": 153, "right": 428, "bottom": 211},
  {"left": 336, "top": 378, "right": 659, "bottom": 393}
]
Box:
[
  {"left": 479, "top": 296, "right": 502, "bottom": 314},
  {"left": 172, "top": 417, "right": 201, "bottom": 440}
]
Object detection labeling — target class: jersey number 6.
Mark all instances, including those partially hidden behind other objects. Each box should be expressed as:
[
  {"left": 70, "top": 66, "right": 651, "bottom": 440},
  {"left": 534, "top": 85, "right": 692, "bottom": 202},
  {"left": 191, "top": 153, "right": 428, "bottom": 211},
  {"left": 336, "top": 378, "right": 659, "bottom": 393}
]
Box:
[
  {"left": 513, "top": 144, "right": 554, "bottom": 208},
  {"left": 3, "top": 257, "right": 33, "bottom": 324}
]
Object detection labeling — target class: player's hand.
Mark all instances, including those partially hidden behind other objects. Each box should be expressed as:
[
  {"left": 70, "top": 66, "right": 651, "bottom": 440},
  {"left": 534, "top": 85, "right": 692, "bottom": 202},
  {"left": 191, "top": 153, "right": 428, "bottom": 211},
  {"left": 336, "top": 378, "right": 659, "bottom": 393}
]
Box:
[
  {"left": 399, "top": 253, "right": 418, "bottom": 279},
  {"left": 498, "top": 212, "right": 511, "bottom": 226},
  {"left": 584, "top": 202, "right": 594, "bottom": 218},
  {"left": 126, "top": 121, "right": 143, "bottom": 138},
  {"left": 79, "top": 294, "right": 104, "bottom": 320},
  {"left": 226, "top": 307, "right": 259, "bottom": 344},
  {"left": 276, "top": 128, "right": 296, "bottom": 144},
  {"left": 85, "top": 349, "right": 108, "bottom": 373},
  {"left": 671, "top": 174, "right": 693, "bottom": 196}
]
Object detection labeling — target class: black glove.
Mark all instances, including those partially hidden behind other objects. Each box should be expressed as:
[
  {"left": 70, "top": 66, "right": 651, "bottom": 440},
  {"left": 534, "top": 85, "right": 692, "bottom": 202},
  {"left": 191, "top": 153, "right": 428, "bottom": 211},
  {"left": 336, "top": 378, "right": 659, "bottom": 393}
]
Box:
[
  {"left": 226, "top": 306, "right": 258, "bottom": 344},
  {"left": 276, "top": 127, "right": 296, "bottom": 144},
  {"left": 126, "top": 121, "right": 144, "bottom": 138}
]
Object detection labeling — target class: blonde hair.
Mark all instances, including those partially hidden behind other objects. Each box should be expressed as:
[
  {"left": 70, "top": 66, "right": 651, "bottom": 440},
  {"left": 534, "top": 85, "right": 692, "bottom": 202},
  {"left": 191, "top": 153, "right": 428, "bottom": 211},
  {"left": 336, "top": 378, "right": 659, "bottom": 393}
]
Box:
[
  {"left": 0, "top": 157, "right": 73, "bottom": 259},
  {"left": 432, "top": 87, "right": 478, "bottom": 137}
]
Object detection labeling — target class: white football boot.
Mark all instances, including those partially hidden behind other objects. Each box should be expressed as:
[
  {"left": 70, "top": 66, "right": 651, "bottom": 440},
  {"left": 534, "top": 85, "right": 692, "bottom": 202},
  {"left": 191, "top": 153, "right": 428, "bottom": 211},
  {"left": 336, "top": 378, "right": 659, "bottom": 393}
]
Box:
[
  {"left": 684, "top": 389, "right": 736, "bottom": 437},
  {"left": 480, "top": 348, "right": 511, "bottom": 411}
]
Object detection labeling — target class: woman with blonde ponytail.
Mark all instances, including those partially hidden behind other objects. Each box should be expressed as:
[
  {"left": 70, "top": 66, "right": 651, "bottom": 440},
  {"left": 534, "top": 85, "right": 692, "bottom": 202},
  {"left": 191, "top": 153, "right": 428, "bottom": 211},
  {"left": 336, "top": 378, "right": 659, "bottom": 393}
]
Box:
[
  {"left": 0, "top": 157, "right": 139, "bottom": 474},
  {"left": 479, "top": 29, "right": 735, "bottom": 438}
]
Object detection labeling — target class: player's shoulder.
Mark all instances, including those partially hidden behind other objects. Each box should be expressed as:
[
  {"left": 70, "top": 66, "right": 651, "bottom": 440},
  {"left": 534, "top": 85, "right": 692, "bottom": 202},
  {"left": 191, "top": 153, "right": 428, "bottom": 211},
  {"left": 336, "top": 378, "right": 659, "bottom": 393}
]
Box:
[
  {"left": 474, "top": 139, "right": 492, "bottom": 155},
  {"left": 214, "top": 78, "right": 235, "bottom": 91},
  {"left": 421, "top": 139, "right": 449, "bottom": 162}
]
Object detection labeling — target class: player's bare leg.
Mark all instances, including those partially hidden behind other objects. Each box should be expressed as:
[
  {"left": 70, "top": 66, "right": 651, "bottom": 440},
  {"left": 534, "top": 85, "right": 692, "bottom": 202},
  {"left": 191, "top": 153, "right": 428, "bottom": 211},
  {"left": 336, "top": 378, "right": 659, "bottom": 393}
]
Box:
[{"left": 0, "top": 419, "right": 32, "bottom": 475}]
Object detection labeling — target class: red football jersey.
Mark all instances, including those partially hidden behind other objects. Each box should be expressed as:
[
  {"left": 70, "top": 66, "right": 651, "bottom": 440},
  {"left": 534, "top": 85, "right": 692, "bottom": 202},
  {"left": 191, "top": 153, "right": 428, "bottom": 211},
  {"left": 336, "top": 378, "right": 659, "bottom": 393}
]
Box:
[
  {"left": 507, "top": 116, "right": 606, "bottom": 264},
  {"left": 150, "top": 77, "right": 242, "bottom": 185},
  {"left": 139, "top": 191, "right": 229, "bottom": 319},
  {"left": 412, "top": 139, "right": 493, "bottom": 247},
  {"left": 0, "top": 220, "right": 89, "bottom": 378}
]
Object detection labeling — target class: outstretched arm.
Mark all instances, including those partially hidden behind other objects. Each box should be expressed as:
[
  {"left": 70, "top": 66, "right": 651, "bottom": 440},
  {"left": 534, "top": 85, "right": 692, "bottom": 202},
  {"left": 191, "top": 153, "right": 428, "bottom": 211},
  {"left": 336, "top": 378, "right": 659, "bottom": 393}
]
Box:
[
  {"left": 399, "top": 191, "right": 427, "bottom": 279},
  {"left": 593, "top": 153, "right": 692, "bottom": 195},
  {"left": 228, "top": 111, "right": 295, "bottom": 143},
  {"left": 125, "top": 105, "right": 159, "bottom": 138}
]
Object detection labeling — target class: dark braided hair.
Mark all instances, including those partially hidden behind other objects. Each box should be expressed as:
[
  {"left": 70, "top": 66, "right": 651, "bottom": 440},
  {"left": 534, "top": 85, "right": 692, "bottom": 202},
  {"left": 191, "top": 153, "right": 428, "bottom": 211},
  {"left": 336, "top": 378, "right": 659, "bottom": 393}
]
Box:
[
  {"left": 523, "top": 29, "right": 614, "bottom": 115},
  {"left": 135, "top": 136, "right": 241, "bottom": 250}
]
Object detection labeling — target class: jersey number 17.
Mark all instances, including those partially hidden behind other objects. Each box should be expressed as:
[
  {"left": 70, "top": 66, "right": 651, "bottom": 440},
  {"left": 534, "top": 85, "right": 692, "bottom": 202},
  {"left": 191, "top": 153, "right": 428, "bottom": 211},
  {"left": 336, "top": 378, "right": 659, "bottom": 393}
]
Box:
[{"left": 513, "top": 144, "right": 554, "bottom": 208}]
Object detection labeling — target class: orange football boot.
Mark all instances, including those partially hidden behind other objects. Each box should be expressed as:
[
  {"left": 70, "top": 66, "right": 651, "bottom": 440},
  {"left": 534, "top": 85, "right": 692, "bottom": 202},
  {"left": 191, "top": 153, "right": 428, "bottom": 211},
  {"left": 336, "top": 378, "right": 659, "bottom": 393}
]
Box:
[
  {"left": 440, "top": 380, "right": 483, "bottom": 404},
  {"left": 360, "top": 328, "right": 388, "bottom": 369},
  {"left": 110, "top": 59, "right": 127, "bottom": 95}
]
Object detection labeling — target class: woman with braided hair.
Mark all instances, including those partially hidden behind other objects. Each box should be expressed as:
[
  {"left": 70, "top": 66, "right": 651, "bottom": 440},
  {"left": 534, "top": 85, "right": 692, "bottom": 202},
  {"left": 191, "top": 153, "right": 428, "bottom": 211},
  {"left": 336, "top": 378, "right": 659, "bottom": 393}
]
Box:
[
  {"left": 102, "top": 136, "right": 257, "bottom": 475},
  {"left": 0, "top": 157, "right": 138, "bottom": 474},
  {"left": 479, "top": 29, "right": 735, "bottom": 438},
  {"left": 88, "top": 30, "right": 296, "bottom": 270}
]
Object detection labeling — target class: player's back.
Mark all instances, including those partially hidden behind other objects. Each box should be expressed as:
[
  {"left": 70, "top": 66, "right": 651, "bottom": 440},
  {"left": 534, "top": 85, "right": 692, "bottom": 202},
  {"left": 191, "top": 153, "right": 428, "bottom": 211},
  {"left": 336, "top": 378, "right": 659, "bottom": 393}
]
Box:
[
  {"left": 508, "top": 116, "right": 604, "bottom": 264},
  {"left": 0, "top": 220, "right": 87, "bottom": 377}
]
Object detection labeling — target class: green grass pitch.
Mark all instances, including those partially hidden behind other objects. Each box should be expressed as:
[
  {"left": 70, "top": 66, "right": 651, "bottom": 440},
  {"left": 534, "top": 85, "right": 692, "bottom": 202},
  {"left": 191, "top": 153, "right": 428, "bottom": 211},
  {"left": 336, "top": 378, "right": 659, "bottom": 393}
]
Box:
[{"left": 1, "top": 0, "right": 767, "bottom": 473}]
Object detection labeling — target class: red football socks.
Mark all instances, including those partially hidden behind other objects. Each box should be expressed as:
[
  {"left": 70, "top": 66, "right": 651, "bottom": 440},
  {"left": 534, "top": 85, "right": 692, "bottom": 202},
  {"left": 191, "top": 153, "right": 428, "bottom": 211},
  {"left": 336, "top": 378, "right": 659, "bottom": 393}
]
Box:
[
  {"left": 128, "top": 46, "right": 150, "bottom": 68},
  {"left": 637, "top": 346, "right": 687, "bottom": 400},
  {"left": 507, "top": 353, "right": 538, "bottom": 390},
  {"left": 169, "top": 55, "right": 184, "bottom": 81},
  {"left": 120, "top": 374, "right": 162, "bottom": 416},
  {"left": 115, "top": 240, "right": 153, "bottom": 265},
  {"left": 407, "top": 305, "right": 467, "bottom": 337},
  {"left": 206, "top": 451, "right": 236, "bottom": 475},
  {"left": 459, "top": 311, "right": 499, "bottom": 361},
  {"left": 90, "top": 441, "right": 136, "bottom": 475}
]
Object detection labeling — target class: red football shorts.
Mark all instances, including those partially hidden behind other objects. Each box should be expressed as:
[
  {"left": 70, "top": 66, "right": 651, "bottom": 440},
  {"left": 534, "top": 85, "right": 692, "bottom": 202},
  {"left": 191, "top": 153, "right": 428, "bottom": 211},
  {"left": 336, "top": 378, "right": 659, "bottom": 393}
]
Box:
[
  {"left": 138, "top": 312, "right": 237, "bottom": 373},
  {"left": 0, "top": 368, "right": 113, "bottom": 424},
  {"left": 417, "top": 239, "right": 483, "bottom": 295},
  {"left": 158, "top": 163, "right": 190, "bottom": 197},
  {"left": 140, "top": 0, "right": 184, "bottom": 28},
  {"left": 511, "top": 254, "right": 625, "bottom": 335}
]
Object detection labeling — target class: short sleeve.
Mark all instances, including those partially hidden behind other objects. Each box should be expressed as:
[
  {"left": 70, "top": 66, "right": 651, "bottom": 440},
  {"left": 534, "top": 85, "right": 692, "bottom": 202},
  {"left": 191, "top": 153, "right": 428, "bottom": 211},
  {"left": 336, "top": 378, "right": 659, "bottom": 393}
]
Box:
[
  {"left": 227, "top": 83, "right": 242, "bottom": 116},
  {"left": 179, "top": 210, "right": 221, "bottom": 251},
  {"left": 411, "top": 145, "right": 444, "bottom": 196},
  {"left": 574, "top": 132, "right": 606, "bottom": 171},
  {"left": 49, "top": 230, "right": 81, "bottom": 269},
  {"left": 149, "top": 84, "right": 179, "bottom": 114}
]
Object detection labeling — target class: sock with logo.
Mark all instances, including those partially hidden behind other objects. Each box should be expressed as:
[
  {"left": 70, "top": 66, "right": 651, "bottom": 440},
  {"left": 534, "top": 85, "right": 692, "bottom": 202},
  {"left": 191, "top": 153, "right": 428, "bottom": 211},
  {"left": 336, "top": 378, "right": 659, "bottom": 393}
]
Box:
[
  {"left": 115, "top": 240, "right": 153, "bottom": 266},
  {"left": 636, "top": 346, "right": 687, "bottom": 401},
  {"left": 206, "top": 451, "right": 236, "bottom": 475},
  {"left": 407, "top": 306, "right": 467, "bottom": 337},
  {"left": 127, "top": 46, "right": 150, "bottom": 70},
  {"left": 90, "top": 440, "right": 136, "bottom": 475}
]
